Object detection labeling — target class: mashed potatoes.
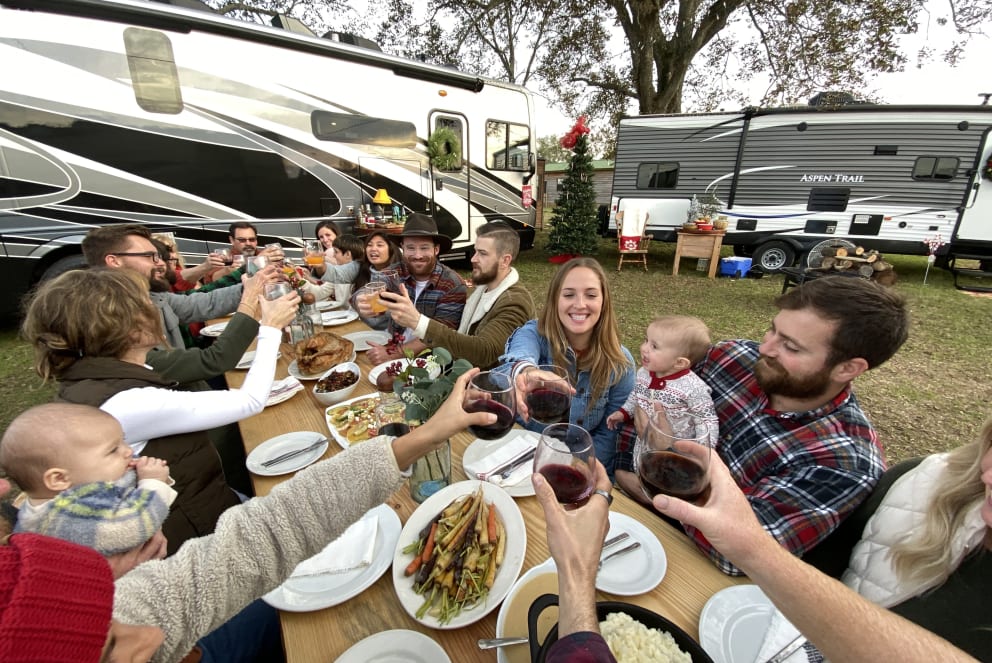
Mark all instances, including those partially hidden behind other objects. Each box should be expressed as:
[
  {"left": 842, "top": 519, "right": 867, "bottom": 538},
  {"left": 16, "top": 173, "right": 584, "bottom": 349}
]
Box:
[{"left": 599, "top": 612, "right": 692, "bottom": 663}]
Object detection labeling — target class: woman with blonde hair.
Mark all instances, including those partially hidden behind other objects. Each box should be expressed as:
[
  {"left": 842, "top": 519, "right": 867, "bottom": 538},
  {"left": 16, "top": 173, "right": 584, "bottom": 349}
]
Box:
[
  {"left": 497, "top": 257, "right": 635, "bottom": 477},
  {"left": 20, "top": 267, "right": 298, "bottom": 554}
]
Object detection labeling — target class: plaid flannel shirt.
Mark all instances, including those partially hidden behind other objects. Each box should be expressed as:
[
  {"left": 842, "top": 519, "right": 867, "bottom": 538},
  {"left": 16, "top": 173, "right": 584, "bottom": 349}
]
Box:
[{"left": 388, "top": 261, "right": 466, "bottom": 336}]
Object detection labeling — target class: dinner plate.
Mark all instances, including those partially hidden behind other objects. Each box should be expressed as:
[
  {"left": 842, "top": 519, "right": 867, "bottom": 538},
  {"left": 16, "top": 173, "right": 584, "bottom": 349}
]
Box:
[
  {"left": 461, "top": 431, "right": 538, "bottom": 498},
  {"left": 263, "top": 504, "right": 402, "bottom": 613},
  {"left": 333, "top": 629, "right": 451, "bottom": 663},
  {"left": 367, "top": 357, "right": 440, "bottom": 386},
  {"left": 343, "top": 331, "right": 390, "bottom": 352},
  {"left": 245, "top": 431, "right": 328, "bottom": 476},
  {"left": 322, "top": 309, "right": 359, "bottom": 326},
  {"left": 596, "top": 511, "right": 667, "bottom": 596},
  {"left": 698, "top": 584, "right": 776, "bottom": 663},
  {"left": 316, "top": 298, "right": 345, "bottom": 311},
  {"left": 495, "top": 557, "right": 557, "bottom": 663},
  {"left": 392, "top": 480, "right": 526, "bottom": 630},
  {"left": 324, "top": 393, "right": 381, "bottom": 450},
  {"left": 200, "top": 322, "right": 228, "bottom": 337},
  {"left": 235, "top": 350, "right": 281, "bottom": 370},
  {"left": 265, "top": 379, "right": 304, "bottom": 407},
  {"left": 287, "top": 351, "right": 357, "bottom": 381}
]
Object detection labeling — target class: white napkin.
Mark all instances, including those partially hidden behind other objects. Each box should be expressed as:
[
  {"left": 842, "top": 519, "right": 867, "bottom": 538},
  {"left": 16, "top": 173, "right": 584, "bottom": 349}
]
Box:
[
  {"left": 266, "top": 377, "right": 303, "bottom": 406},
  {"left": 464, "top": 430, "right": 540, "bottom": 485},
  {"left": 754, "top": 609, "right": 808, "bottom": 663},
  {"left": 289, "top": 514, "right": 379, "bottom": 577}
]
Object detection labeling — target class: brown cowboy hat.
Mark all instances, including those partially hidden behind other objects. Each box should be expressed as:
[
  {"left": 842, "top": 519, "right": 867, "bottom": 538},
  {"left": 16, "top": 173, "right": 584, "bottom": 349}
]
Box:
[{"left": 396, "top": 213, "right": 452, "bottom": 253}]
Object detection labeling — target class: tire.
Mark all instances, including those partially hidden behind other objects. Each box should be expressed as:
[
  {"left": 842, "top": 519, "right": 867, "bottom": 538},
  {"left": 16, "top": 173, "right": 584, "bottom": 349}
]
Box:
[
  {"left": 40, "top": 253, "right": 88, "bottom": 281},
  {"left": 732, "top": 244, "right": 753, "bottom": 257},
  {"left": 752, "top": 241, "right": 796, "bottom": 273}
]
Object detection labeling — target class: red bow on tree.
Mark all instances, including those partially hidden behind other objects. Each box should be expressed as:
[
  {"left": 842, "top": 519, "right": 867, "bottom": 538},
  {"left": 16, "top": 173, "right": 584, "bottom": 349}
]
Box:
[{"left": 559, "top": 115, "right": 591, "bottom": 150}]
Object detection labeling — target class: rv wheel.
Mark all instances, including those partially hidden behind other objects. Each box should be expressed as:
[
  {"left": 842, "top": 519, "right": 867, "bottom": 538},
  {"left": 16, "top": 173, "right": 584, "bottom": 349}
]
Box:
[{"left": 752, "top": 241, "right": 795, "bottom": 273}]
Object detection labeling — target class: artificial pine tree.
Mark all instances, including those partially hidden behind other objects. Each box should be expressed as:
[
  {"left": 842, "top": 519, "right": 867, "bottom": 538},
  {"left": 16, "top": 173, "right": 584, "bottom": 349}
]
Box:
[{"left": 546, "top": 116, "right": 600, "bottom": 259}]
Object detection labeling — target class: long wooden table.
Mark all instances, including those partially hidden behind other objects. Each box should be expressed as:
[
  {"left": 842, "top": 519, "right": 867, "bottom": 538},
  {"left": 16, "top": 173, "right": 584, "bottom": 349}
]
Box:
[{"left": 226, "top": 318, "right": 746, "bottom": 662}]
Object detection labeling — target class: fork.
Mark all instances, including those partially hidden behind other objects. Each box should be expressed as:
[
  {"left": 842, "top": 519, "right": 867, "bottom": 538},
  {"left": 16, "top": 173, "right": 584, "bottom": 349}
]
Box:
[{"left": 261, "top": 438, "right": 327, "bottom": 467}]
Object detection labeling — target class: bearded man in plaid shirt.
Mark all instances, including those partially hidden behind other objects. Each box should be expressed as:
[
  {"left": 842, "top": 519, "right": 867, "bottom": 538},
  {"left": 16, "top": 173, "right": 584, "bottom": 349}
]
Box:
[{"left": 617, "top": 276, "right": 909, "bottom": 575}]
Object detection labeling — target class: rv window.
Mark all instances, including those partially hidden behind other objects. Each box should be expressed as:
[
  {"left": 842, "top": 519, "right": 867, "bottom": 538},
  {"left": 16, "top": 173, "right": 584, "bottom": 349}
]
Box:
[
  {"left": 433, "top": 117, "right": 464, "bottom": 171},
  {"left": 124, "top": 29, "right": 183, "bottom": 114},
  {"left": 636, "top": 163, "right": 678, "bottom": 189},
  {"left": 486, "top": 121, "right": 530, "bottom": 171},
  {"left": 912, "top": 156, "right": 959, "bottom": 181},
  {"left": 311, "top": 112, "right": 417, "bottom": 148}
]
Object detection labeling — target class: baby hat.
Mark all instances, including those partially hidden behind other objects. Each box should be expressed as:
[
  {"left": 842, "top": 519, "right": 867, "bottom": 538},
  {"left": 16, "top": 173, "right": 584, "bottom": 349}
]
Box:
[{"left": 0, "top": 533, "right": 114, "bottom": 662}]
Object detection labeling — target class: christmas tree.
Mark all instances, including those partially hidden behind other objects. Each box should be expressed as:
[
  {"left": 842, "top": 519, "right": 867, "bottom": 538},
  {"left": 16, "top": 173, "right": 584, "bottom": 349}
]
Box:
[{"left": 546, "top": 116, "right": 600, "bottom": 260}]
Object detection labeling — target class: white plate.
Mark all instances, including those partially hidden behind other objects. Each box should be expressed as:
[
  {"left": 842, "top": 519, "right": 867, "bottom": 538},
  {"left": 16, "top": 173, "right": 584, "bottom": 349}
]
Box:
[
  {"left": 245, "top": 431, "right": 328, "bottom": 477},
  {"left": 333, "top": 629, "right": 450, "bottom": 663},
  {"left": 595, "top": 511, "right": 667, "bottom": 596},
  {"left": 392, "top": 480, "right": 526, "bottom": 630},
  {"left": 344, "top": 331, "right": 391, "bottom": 352},
  {"left": 324, "top": 393, "right": 381, "bottom": 450},
  {"left": 235, "top": 350, "right": 281, "bottom": 370},
  {"left": 461, "top": 432, "right": 537, "bottom": 498},
  {"left": 322, "top": 309, "right": 359, "bottom": 326},
  {"left": 495, "top": 557, "right": 557, "bottom": 663},
  {"left": 265, "top": 382, "right": 303, "bottom": 407},
  {"left": 263, "top": 504, "right": 402, "bottom": 613},
  {"left": 367, "top": 357, "right": 440, "bottom": 386},
  {"left": 698, "top": 585, "right": 775, "bottom": 663},
  {"left": 316, "top": 299, "right": 345, "bottom": 311},
  {"left": 288, "top": 351, "right": 357, "bottom": 381},
  {"left": 200, "top": 322, "right": 228, "bottom": 337}
]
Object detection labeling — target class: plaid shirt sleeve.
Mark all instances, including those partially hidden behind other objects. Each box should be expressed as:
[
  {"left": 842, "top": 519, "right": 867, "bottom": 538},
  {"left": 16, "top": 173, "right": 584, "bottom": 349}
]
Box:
[
  {"left": 546, "top": 632, "right": 617, "bottom": 663},
  {"left": 182, "top": 269, "right": 244, "bottom": 294}
]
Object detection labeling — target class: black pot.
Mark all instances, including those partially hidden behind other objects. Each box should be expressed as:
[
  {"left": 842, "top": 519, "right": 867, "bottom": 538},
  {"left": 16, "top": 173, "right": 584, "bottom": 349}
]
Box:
[{"left": 528, "top": 593, "right": 714, "bottom": 663}]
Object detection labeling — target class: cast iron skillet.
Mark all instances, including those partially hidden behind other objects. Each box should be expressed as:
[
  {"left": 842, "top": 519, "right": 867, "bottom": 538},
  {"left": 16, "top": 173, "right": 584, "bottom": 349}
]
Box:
[{"left": 528, "top": 593, "right": 714, "bottom": 662}]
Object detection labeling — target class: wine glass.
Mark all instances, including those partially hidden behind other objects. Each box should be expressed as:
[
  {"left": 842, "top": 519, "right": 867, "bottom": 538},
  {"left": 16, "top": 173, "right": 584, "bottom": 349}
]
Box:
[
  {"left": 304, "top": 240, "right": 324, "bottom": 269},
  {"left": 462, "top": 371, "right": 516, "bottom": 440},
  {"left": 263, "top": 282, "right": 292, "bottom": 301},
  {"left": 523, "top": 365, "right": 572, "bottom": 425},
  {"left": 376, "top": 268, "right": 403, "bottom": 295},
  {"left": 213, "top": 247, "right": 233, "bottom": 266},
  {"left": 637, "top": 407, "right": 712, "bottom": 503},
  {"left": 247, "top": 255, "right": 268, "bottom": 276},
  {"left": 532, "top": 423, "right": 595, "bottom": 504}
]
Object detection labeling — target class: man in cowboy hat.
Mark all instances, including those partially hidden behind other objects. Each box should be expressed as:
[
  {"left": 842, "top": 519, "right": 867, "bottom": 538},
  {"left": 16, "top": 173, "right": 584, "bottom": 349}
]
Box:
[
  {"left": 371, "top": 221, "right": 535, "bottom": 368},
  {"left": 359, "top": 213, "right": 467, "bottom": 363}
]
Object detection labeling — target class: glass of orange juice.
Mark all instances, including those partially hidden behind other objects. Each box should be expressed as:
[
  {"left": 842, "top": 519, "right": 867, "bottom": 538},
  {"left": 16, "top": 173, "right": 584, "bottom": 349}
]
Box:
[
  {"left": 366, "top": 281, "right": 387, "bottom": 313},
  {"left": 304, "top": 240, "right": 324, "bottom": 268}
]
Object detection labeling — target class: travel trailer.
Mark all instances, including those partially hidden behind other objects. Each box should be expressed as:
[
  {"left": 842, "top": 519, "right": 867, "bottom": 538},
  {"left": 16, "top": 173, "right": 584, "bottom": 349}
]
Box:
[
  {"left": 0, "top": 0, "right": 537, "bottom": 314},
  {"left": 608, "top": 105, "right": 992, "bottom": 280}
]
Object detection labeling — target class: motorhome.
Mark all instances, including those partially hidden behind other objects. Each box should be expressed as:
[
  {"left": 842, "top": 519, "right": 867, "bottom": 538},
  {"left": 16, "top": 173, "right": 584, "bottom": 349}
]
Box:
[
  {"left": 609, "top": 105, "right": 992, "bottom": 280},
  {"left": 0, "top": 0, "right": 537, "bottom": 315}
]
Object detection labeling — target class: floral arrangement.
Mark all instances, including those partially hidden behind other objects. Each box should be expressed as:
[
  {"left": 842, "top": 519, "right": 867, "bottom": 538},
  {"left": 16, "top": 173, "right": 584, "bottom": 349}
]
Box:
[
  {"left": 922, "top": 233, "right": 945, "bottom": 285},
  {"left": 385, "top": 347, "right": 472, "bottom": 424},
  {"left": 559, "top": 115, "right": 591, "bottom": 151}
]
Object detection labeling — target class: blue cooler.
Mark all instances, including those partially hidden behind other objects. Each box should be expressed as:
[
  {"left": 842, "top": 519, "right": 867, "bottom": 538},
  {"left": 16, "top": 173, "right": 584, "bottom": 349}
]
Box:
[{"left": 719, "top": 256, "right": 752, "bottom": 277}]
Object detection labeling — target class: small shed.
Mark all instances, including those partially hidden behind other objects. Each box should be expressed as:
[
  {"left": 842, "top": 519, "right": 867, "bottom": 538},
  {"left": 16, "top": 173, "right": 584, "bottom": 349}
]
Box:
[{"left": 542, "top": 159, "right": 615, "bottom": 209}]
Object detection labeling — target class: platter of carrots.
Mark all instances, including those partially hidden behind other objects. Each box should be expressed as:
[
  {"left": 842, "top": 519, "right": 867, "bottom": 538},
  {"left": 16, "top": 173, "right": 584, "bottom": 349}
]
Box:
[{"left": 392, "top": 480, "right": 526, "bottom": 629}]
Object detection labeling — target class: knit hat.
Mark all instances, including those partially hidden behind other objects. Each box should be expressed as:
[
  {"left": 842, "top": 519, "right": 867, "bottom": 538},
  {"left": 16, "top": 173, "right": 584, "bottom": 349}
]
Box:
[{"left": 0, "top": 533, "right": 114, "bottom": 662}]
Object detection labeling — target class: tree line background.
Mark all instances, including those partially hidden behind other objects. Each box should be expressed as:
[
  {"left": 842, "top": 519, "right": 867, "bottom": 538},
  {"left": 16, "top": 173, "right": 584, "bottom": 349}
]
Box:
[{"left": 207, "top": 0, "right": 989, "bottom": 158}]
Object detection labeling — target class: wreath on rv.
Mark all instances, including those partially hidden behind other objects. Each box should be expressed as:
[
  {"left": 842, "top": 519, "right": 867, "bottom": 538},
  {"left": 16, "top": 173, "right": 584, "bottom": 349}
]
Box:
[{"left": 428, "top": 127, "right": 461, "bottom": 171}]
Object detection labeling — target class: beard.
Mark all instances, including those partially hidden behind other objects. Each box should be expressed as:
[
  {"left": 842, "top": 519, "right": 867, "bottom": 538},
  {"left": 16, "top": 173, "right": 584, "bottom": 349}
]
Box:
[
  {"left": 405, "top": 256, "right": 436, "bottom": 279},
  {"left": 149, "top": 270, "right": 172, "bottom": 293},
  {"left": 472, "top": 262, "right": 499, "bottom": 286},
  {"left": 754, "top": 355, "right": 833, "bottom": 400}
]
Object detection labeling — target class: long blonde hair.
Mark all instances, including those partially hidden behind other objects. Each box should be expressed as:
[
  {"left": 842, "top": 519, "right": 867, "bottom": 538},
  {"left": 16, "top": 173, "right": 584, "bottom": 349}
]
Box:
[
  {"left": 537, "top": 257, "right": 632, "bottom": 403},
  {"left": 889, "top": 417, "right": 991, "bottom": 586},
  {"left": 21, "top": 268, "right": 164, "bottom": 382}
]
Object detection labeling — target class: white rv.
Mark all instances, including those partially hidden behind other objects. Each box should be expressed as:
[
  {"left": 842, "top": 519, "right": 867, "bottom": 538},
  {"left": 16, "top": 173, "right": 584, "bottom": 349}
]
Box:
[
  {"left": 609, "top": 105, "right": 992, "bottom": 278},
  {"left": 0, "top": 0, "right": 537, "bottom": 314}
]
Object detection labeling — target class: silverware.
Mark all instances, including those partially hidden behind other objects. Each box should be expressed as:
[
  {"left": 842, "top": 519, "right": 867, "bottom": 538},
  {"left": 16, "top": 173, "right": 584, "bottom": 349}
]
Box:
[
  {"left": 477, "top": 636, "right": 529, "bottom": 650},
  {"left": 763, "top": 634, "right": 807, "bottom": 663},
  {"left": 477, "top": 448, "right": 536, "bottom": 481},
  {"left": 261, "top": 438, "right": 327, "bottom": 467},
  {"left": 602, "top": 532, "right": 630, "bottom": 550},
  {"left": 598, "top": 541, "right": 641, "bottom": 569}
]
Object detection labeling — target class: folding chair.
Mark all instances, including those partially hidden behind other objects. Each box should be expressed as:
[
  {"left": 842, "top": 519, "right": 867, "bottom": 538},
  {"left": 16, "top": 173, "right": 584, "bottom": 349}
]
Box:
[{"left": 617, "top": 206, "right": 651, "bottom": 271}]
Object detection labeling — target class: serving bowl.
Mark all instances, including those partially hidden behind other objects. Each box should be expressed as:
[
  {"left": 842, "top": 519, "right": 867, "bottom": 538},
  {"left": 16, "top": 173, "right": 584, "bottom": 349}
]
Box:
[{"left": 312, "top": 361, "right": 361, "bottom": 405}]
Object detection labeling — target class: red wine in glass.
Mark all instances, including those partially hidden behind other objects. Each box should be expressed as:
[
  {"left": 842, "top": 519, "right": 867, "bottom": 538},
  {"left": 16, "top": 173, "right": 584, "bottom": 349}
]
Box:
[
  {"left": 539, "top": 463, "right": 593, "bottom": 504},
  {"left": 526, "top": 388, "right": 570, "bottom": 424},
  {"left": 465, "top": 400, "right": 515, "bottom": 440},
  {"left": 378, "top": 422, "right": 410, "bottom": 437},
  {"left": 638, "top": 451, "right": 710, "bottom": 502}
]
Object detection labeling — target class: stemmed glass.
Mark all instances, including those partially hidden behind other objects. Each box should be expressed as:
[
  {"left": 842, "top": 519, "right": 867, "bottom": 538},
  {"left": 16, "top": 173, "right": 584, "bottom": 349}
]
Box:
[
  {"left": 263, "top": 282, "right": 292, "bottom": 301},
  {"left": 637, "top": 407, "right": 712, "bottom": 503},
  {"left": 522, "top": 365, "right": 572, "bottom": 425},
  {"left": 532, "top": 423, "right": 595, "bottom": 504},
  {"left": 462, "top": 371, "right": 516, "bottom": 440}
]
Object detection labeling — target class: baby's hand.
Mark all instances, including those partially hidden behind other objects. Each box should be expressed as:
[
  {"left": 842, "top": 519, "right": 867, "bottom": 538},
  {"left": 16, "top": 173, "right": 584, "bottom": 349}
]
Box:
[
  {"left": 134, "top": 456, "right": 170, "bottom": 482},
  {"left": 605, "top": 411, "right": 623, "bottom": 430}
]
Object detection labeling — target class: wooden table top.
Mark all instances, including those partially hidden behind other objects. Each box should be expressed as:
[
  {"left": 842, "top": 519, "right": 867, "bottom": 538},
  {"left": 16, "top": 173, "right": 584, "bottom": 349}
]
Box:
[{"left": 225, "top": 317, "right": 746, "bottom": 662}]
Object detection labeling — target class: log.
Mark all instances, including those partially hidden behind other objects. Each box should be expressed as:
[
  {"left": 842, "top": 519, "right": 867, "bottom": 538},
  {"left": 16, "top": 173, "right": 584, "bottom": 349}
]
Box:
[
  {"left": 834, "top": 247, "right": 849, "bottom": 258},
  {"left": 872, "top": 260, "right": 893, "bottom": 272},
  {"left": 873, "top": 269, "right": 898, "bottom": 286},
  {"left": 858, "top": 264, "right": 875, "bottom": 278},
  {"left": 834, "top": 259, "right": 854, "bottom": 270},
  {"left": 863, "top": 253, "right": 878, "bottom": 264},
  {"left": 852, "top": 246, "right": 865, "bottom": 256},
  {"left": 820, "top": 256, "right": 836, "bottom": 270},
  {"left": 821, "top": 247, "right": 850, "bottom": 258}
]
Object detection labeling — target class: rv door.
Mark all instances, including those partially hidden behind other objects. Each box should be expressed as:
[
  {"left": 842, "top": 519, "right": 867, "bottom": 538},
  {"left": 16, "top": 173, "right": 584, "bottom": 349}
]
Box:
[{"left": 957, "top": 133, "right": 992, "bottom": 244}]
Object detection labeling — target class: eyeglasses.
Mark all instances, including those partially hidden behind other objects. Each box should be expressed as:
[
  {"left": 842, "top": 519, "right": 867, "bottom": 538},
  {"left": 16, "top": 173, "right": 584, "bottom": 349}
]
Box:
[
  {"left": 166, "top": 258, "right": 180, "bottom": 265},
  {"left": 233, "top": 237, "right": 258, "bottom": 243},
  {"left": 112, "top": 251, "right": 163, "bottom": 263}
]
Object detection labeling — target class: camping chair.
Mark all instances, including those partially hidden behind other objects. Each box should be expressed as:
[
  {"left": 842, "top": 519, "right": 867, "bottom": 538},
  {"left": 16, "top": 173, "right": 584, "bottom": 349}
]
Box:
[{"left": 617, "top": 206, "right": 651, "bottom": 271}]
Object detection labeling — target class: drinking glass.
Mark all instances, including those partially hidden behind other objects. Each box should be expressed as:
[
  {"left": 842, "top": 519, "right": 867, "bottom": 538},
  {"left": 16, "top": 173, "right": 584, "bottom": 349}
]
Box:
[
  {"left": 637, "top": 407, "right": 712, "bottom": 503},
  {"left": 304, "top": 240, "right": 324, "bottom": 268},
  {"left": 247, "top": 255, "right": 269, "bottom": 276},
  {"left": 376, "top": 268, "right": 402, "bottom": 295},
  {"left": 462, "top": 371, "right": 516, "bottom": 441},
  {"left": 264, "top": 242, "right": 284, "bottom": 266},
  {"left": 263, "top": 282, "right": 292, "bottom": 301},
  {"left": 532, "top": 423, "right": 595, "bottom": 504},
  {"left": 231, "top": 254, "right": 245, "bottom": 270},
  {"left": 212, "top": 247, "right": 233, "bottom": 266},
  {"left": 523, "top": 365, "right": 572, "bottom": 425},
  {"left": 364, "top": 281, "right": 388, "bottom": 314}
]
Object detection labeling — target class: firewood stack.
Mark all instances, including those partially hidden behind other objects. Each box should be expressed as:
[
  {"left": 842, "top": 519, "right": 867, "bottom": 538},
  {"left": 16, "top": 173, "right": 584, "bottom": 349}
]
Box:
[{"left": 811, "top": 245, "right": 897, "bottom": 285}]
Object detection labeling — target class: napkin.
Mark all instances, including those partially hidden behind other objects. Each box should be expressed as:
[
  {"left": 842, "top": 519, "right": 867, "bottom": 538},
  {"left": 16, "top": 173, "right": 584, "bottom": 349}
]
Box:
[
  {"left": 464, "top": 430, "right": 540, "bottom": 485},
  {"left": 289, "top": 513, "right": 379, "bottom": 577},
  {"left": 754, "top": 609, "right": 820, "bottom": 663},
  {"left": 266, "top": 377, "right": 304, "bottom": 406}
]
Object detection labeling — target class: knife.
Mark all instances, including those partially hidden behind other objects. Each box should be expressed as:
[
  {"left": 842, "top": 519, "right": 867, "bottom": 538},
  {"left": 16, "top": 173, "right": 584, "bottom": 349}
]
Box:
[
  {"left": 477, "top": 447, "right": 536, "bottom": 480},
  {"left": 763, "top": 634, "right": 807, "bottom": 663},
  {"left": 598, "top": 541, "right": 641, "bottom": 569}
]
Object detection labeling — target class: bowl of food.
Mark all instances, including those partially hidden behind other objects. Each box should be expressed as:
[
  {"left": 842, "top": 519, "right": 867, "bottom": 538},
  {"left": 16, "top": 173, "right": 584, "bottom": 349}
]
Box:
[
  {"left": 694, "top": 221, "right": 714, "bottom": 232},
  {"left": 312, "top": 361, "right": 361, "bottom": 405}
]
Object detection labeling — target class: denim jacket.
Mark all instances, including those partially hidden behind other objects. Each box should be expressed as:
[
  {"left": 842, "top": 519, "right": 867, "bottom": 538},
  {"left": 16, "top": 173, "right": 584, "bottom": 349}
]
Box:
[{"left": 496, "top": 320, "right": 635, "bottom": 478}]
